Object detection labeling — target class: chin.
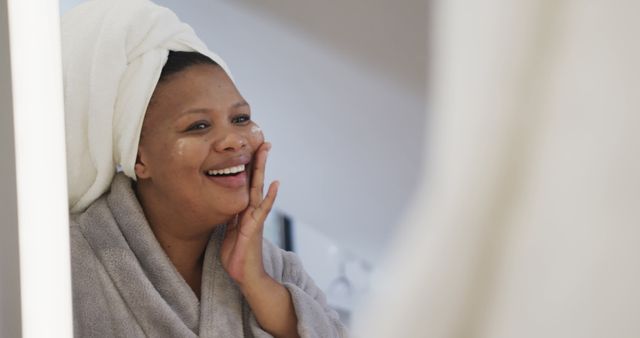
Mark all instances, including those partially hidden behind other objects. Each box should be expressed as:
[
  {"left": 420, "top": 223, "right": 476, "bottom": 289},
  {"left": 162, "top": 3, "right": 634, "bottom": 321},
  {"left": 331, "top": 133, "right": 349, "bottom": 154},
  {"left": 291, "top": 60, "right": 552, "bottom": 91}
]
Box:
[
  {"left": 230, "top": 197, "right": 250, "bottom": 215},
  {"left": 217, "top": 196, "right": 250, "bottom": 219}
]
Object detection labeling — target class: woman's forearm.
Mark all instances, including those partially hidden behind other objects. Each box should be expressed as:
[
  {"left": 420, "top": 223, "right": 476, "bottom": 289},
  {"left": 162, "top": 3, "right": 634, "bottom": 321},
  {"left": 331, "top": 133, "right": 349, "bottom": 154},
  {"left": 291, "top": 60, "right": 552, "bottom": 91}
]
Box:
[{"left": 239, "top": 274, "right": 300, "bottom": 338}]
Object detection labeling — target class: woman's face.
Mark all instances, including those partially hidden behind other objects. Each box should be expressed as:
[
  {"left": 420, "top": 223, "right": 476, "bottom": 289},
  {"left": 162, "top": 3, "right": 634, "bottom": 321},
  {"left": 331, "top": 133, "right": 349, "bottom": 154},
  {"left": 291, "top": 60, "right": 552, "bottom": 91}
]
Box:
[{"left": 135, "top": 63, "right": 264, "bottom": 227}]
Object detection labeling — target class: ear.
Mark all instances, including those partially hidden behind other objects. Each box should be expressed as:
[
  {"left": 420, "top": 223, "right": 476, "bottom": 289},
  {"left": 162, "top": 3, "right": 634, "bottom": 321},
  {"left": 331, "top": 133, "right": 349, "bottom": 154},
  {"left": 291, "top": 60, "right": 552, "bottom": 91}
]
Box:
[{"left": 134, "top": 148, "right": 152, "bottom": 179}]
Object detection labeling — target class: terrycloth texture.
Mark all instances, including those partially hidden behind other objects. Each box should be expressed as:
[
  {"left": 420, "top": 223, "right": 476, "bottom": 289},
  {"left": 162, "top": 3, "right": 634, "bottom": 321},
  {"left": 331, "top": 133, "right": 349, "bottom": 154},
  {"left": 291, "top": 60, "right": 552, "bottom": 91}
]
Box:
[
  {"left": 62, "top": 0, "right": 232, "bottom": 213},
  {"left": 70, "top": 174, "right": 347, "bottom": 337}
]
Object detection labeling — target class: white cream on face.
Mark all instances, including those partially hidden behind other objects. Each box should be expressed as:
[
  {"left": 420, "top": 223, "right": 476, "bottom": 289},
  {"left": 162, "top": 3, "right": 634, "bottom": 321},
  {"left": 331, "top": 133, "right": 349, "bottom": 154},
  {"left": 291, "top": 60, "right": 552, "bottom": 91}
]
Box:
[
  {"left": 250, "top": 125, "right": 264, "bottom": 144},
  {"left": 174, "top": 139, "right": 187, "bottom": 157}
]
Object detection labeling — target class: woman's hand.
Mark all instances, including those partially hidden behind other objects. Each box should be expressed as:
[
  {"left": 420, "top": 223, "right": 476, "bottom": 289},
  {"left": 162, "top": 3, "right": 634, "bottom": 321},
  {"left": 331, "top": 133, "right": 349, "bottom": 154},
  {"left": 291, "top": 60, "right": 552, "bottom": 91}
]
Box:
[
  {"left": 220, "top": 141, "right": 279, "bottom": 287},
  {"left": 219, "top": 142, "right": 300, "bottom": 338}
]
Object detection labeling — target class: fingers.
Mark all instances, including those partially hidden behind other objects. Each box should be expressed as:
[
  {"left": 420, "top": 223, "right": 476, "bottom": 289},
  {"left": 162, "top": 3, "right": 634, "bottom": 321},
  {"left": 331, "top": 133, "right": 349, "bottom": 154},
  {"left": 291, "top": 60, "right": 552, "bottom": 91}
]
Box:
[
  {"left": 234, "top": 181, "right": 279, "bottom": 244},
  {"left": 226, "top": 214, "right": 240, "bottom": 232},
  {"left": 249, "top": 142, "right": 271, "bottom": 208},
  {"left": 251, "top": 180, "right": 279, "bottom": 223}
]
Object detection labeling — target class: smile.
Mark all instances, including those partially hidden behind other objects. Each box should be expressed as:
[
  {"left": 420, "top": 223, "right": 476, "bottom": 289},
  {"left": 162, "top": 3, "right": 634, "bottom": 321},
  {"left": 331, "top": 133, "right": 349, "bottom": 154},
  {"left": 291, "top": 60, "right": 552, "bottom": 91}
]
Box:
[{"left": 206, "top": 164, "right": 246, "bottom": 176}]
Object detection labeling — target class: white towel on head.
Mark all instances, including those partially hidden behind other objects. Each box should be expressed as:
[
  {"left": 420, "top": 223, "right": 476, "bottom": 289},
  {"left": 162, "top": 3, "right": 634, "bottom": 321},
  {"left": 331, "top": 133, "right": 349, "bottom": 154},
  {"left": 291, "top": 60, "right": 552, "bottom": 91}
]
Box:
[{"left": 62, "top": 0, "right": 232, "bottom": 213}]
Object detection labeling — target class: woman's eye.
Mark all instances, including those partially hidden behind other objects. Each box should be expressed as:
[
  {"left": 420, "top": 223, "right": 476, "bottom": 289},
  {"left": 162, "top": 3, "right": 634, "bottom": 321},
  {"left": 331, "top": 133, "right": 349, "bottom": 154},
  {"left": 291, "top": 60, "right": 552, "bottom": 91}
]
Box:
[
  {"left": 232, "top": 114, "right": 251, "bottom": 124},
  {"left": 186, "top": 121, "right": 210, "bottom": 131}
]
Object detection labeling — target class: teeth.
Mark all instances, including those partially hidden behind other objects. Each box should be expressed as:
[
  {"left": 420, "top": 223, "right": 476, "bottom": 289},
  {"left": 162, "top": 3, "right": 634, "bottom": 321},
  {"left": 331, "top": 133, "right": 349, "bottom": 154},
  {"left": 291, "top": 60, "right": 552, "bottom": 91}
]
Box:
[{"left": 207, "top": 164, "right": 245, "bottom": 176}]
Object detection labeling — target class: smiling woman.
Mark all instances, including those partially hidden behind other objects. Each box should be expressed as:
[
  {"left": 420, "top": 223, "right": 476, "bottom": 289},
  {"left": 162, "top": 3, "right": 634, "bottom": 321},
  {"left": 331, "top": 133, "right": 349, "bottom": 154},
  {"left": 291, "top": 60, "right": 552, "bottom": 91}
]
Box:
[{"left": 63, "top": 0, "right": 346, "bottom": 337}]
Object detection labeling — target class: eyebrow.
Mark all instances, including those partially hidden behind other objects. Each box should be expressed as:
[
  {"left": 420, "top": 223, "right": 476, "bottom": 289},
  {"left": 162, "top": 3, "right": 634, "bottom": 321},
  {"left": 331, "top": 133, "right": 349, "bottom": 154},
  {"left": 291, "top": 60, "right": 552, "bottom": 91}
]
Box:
[
  {"left": 182, "top": 100, "right": 250, "bottom": 115},
  {"left": 232, "top": 100, "right": 250, "bottom": 110}
]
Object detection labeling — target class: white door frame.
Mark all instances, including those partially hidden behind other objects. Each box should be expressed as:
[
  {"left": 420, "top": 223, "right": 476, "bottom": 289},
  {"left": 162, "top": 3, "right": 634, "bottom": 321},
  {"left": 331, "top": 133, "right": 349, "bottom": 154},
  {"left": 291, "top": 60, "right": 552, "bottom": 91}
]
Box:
[{"left": 4, "top": 0, "right": 73, "bottom": 336}]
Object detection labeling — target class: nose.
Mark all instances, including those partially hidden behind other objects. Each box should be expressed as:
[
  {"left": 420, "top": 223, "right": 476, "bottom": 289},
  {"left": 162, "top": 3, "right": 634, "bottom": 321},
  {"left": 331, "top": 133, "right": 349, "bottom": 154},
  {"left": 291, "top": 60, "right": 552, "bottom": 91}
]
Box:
[{"left": 213, "top": 128, "right": 247, "bottom": 152}]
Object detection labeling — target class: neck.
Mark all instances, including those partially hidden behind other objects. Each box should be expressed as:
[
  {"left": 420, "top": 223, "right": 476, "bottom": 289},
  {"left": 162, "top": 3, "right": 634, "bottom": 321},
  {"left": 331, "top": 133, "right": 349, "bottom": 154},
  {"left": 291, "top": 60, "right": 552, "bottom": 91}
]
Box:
[{"left": 134, "top": 181, "right": 231, "bottom": 298}]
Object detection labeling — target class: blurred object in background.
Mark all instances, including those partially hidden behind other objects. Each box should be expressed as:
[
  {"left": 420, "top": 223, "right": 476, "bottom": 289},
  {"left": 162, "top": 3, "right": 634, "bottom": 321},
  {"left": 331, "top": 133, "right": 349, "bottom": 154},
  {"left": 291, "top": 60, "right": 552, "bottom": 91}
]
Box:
[
  {"left": 354, "top": 0, "right": 640, "bottom": 337},
  {"left": 263, "top": 209, "right": 294, "bottom": 252}
]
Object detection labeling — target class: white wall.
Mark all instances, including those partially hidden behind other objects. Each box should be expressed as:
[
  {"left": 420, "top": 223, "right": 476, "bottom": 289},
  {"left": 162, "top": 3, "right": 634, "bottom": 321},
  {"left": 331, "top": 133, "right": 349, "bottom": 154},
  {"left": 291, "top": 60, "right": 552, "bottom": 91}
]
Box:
[
  {"left": 0, "top": 0, "right": 22, "bottom": 336},
  {"left": 60, "top": 0, "right": 428, "bottom": 264}
]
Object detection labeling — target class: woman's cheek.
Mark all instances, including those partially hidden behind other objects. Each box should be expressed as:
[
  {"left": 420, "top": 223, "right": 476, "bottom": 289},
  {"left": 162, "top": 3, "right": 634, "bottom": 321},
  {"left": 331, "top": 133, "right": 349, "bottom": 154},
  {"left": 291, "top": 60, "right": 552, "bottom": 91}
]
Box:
[
  {"left": 172, "top": 139, "right": 188, "bottom": 158},
  {"left": 169, "top": 138, "right": 207, "bottom": 165},
  {"left": 247, "top": 122, "right": 264, "bottom": 147}
]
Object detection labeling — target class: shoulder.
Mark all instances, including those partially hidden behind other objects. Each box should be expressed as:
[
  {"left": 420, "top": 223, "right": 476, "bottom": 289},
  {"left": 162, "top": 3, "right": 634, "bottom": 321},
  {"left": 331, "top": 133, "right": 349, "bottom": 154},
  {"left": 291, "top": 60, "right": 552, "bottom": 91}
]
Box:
[
  {"left": 69, "top": 207, "right": 135, "bottom": 328},
  {"left": 69, "top": 216, "right": 95, "bottom": 261},
  {"left": 69, "top": 216, "right": 102, "bottom": 280},
  {"left": 69, "top": 216, "right": 108, "bottom": 306},
  {"left": 68, "top": 196, "right": 115, "bottom": 284}
]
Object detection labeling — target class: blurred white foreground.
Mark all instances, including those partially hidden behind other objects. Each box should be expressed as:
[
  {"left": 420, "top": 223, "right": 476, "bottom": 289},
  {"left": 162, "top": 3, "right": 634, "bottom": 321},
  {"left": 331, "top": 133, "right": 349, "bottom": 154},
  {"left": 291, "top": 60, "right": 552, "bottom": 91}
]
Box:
[{"left": 354, "top": 1, "right": 640, "bottom": 337}]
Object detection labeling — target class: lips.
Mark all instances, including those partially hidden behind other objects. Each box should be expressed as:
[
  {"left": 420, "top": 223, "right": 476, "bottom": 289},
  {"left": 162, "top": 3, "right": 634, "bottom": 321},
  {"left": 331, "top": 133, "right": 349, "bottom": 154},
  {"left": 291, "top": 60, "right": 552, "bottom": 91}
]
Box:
[
  {"left": 203, "top": 155, "right": 251, "bottom": 189},
  {"left": 204, "top": 170, "right": 248, "bottom": 189},
  {"left": 206, "top": 164, "right": 246, "bottom": 177}
]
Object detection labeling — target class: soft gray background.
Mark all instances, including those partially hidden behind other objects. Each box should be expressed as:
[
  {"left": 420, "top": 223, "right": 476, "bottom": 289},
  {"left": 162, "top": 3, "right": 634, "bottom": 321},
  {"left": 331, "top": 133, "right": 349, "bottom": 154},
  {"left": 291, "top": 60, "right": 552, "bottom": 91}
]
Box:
[{"left": 59, "top": 0, "right": 428, "bottom": 264}]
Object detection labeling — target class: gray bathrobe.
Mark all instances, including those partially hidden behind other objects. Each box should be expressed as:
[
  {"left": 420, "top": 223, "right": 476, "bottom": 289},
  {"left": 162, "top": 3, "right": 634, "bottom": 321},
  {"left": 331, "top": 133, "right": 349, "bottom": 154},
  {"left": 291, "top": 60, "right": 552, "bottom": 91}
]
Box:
[{"left": 70, "top": 174, "right": 347, "bottom": 337}]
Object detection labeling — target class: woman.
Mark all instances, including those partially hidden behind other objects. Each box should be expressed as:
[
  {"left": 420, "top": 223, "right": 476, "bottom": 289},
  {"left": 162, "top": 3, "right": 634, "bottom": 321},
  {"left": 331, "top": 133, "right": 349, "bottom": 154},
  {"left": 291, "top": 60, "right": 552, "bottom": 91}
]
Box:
[{"left": 63, "top": 0, "right": 346, "bottom": 337}]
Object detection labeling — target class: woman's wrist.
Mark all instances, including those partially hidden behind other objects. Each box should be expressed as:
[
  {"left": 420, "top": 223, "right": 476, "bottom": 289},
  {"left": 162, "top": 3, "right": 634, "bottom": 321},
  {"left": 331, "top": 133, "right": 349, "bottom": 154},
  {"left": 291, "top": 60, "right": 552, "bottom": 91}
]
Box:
[
  {"left": 235, "top": 268, "right": 270, "bottom": 294},
  {"left": 238, "top": 274, "right": 300, "bottom": 338}
]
